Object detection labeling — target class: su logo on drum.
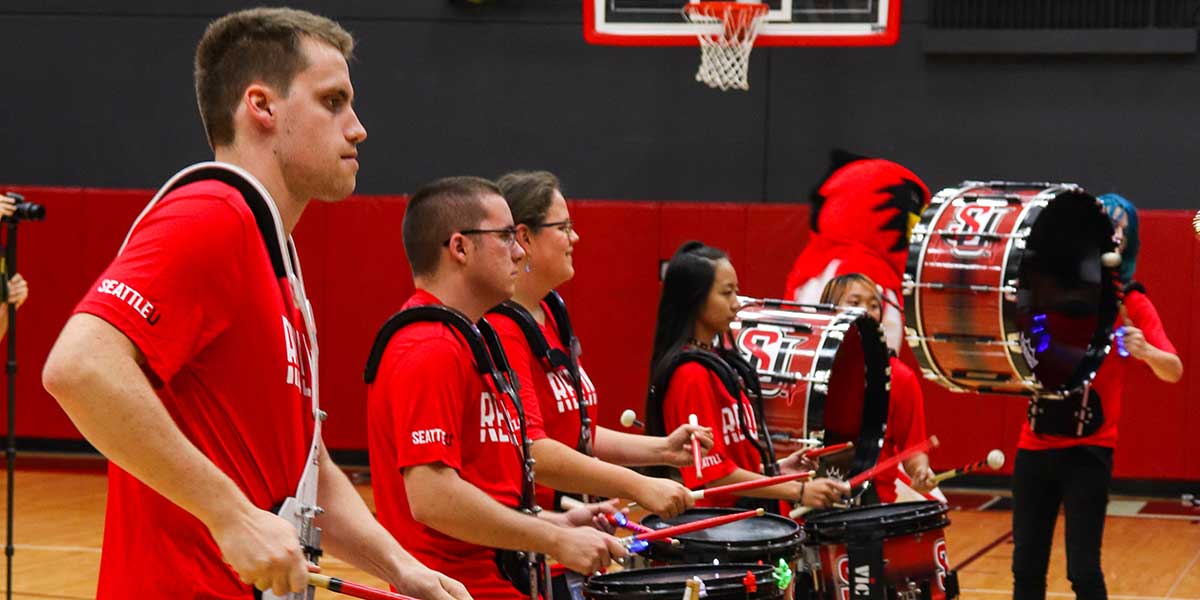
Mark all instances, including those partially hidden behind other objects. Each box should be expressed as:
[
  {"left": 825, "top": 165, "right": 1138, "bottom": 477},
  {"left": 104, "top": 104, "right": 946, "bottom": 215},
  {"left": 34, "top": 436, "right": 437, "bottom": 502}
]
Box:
[{"left": 945, "top": 205, "right": 1013, "bottom": 259}]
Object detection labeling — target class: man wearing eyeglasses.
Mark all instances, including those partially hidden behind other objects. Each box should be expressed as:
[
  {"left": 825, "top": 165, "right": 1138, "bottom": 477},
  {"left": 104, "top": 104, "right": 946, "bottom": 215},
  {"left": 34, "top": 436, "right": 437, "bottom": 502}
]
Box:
[{"left": 366, "top": 176, "right": 627, "bottom": 600}]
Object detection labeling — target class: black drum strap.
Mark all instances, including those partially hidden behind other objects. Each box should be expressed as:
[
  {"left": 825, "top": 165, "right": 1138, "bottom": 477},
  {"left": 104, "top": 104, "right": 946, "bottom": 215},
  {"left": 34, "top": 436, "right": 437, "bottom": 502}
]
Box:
[
  {"left": 846, "top": 538, "right": 886, "bottom": 600},
  {"left": 1027, "top": 383, "right": 1105, "bottom": 438}
]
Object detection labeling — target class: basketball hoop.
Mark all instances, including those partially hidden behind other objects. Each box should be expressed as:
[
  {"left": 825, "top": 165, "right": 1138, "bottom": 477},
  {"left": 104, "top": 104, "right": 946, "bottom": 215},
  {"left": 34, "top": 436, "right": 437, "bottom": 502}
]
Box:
[{"left": 682, "top": 1, "right": 770, "bottom": 91}]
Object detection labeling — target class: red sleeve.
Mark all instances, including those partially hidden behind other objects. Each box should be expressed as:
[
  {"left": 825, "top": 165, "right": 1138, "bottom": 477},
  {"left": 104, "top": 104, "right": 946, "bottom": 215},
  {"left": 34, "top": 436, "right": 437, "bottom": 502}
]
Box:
[
  {"left": 1126, "top": 290, "right": 1178, "bottom": 356},
  {"left": 887, "top": 359, "right": 928, "bottom": 451},
  {"left": 662, "top": 363, "right": 738, "bottom": 488},
  {"left": 487, "top": 315, "right": 549, "bottom": 441},
  {"left": 378, "top": 337, "right": 468, "bottom": 472},
  {"left": 74, "top": 189, "right": 247, "bottom": 383}
]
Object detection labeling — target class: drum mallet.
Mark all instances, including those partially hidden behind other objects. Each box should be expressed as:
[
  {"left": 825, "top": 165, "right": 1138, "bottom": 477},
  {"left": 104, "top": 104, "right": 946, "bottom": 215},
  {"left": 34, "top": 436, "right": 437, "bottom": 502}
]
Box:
[
  {"left": 930, "top": 449, "right": 1005, "bottom": 485},
  {"left": 689, "top": 414, "right": 703, "bottom": 478},
  {"left": 620, "top": 409, "right": 645, "bottom": 429},
  {"left": 309, "top": 573, "right": 420, "bottom": 600},
  {"left": 559, "top": 496, "right": 680, "bottom": 544},
  {"left": 627, "top": 471, "right": 815, "bottom": 509},
  {"left": 847, "top": 436, "right": 940, "bottom": 490}
]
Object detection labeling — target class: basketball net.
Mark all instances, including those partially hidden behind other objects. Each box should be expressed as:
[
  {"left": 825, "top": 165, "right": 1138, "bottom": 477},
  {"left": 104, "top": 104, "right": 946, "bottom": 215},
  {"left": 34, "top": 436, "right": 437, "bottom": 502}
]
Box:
[{"left": 682, "top": 1, "right": 770, "bottom": 91}]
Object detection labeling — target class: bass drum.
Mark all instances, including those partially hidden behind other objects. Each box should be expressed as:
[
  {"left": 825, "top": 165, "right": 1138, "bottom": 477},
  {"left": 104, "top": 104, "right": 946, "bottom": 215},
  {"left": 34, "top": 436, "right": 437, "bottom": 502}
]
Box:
[
  {"left": 903, "top": 182, "right": 1118, "bottom": 397},
  {"left": 730, "top": 298, "right": 890, "bottom": 481}
]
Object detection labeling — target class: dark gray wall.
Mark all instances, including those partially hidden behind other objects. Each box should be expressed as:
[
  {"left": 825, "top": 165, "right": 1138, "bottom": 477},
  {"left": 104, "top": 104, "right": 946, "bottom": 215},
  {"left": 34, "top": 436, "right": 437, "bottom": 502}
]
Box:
[{"left": 2, "top": 1, "right": 1198, "bottom": 208}]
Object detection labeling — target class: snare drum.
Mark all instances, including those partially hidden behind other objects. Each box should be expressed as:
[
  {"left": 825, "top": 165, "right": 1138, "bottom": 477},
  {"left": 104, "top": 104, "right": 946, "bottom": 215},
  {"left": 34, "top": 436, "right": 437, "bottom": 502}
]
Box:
[
  {"left": 641, "top": 508, "right": 803, "bottom": 566},
  {"left": 730, "top": 298, "right": 890, "bottom": 479},
  {"left": 584, "top": 564, "right": 786, "bottom": 600},
  {"left": 803, "top": 501, "right": 958, "bottom": 600},
  {"left": 903, "top": 182, "right": 1119, "bottom": 397}
]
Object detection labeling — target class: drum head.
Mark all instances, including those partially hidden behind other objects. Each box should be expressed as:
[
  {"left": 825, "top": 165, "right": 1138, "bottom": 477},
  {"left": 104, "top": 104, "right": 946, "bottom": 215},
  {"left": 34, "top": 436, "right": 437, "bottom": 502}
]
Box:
[
  {"left": 640, "top": 508, "right": 803, "bottom": 565},
  {"left": 1017, "top": 191, "right": 1118, "bottom": 392},
  {"left": 584, "top": 564, "right": 783, "bottom": 600},
  {"left": 803, "top": 501, "right": 950, "bottom": 545}
]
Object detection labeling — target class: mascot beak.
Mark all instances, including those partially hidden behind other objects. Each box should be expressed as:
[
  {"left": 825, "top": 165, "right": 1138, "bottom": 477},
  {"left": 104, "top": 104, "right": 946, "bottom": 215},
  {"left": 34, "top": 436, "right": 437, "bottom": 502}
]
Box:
[{"left": 905, "top": 211, "right": 921, "bottom": 242}]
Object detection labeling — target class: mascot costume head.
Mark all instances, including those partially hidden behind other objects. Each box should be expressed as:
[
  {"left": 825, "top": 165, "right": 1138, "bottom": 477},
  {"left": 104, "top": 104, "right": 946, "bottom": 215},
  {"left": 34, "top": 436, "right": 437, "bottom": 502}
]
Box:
[{"left": 784, "top": 150, "right": 931, "bottom": 351}]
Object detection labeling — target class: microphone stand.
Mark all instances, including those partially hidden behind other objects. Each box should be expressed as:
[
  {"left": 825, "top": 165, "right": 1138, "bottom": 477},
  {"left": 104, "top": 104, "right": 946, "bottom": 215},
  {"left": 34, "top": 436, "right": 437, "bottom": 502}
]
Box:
[{"left": 4, "top": 219, "right": 17, "bottom": 600}]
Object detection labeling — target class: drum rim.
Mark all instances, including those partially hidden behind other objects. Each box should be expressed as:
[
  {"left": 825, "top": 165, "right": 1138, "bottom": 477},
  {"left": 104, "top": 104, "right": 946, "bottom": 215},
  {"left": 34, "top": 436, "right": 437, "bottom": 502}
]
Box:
[
  {"left": 641, "top": 508, "right": 800, "bottom": 543},
  {"left": 584, "top": 563, "right": 777, "bottom": 591},
  {"left": 802, "top": 500, "right": 950, "bottom": 543}
]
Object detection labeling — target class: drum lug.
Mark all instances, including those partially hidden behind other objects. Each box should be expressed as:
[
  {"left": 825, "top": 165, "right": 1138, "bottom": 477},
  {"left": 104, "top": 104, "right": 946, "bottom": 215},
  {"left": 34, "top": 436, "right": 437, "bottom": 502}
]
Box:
[{"left": 897, "top": 581, "right": 922, "bottom": 600}]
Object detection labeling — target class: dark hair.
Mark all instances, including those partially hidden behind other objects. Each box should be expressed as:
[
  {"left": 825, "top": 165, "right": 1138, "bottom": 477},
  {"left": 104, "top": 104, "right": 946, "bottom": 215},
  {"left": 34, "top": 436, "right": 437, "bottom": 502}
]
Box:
[
  {"left": 645, "top": 241, "right": 730, "bottom": 436},
  {"left": 496, "top": 170, "right": 561, "bottom": 226},
  {"left": 195, "top": 7, "right": 354, "bottom": 149},
  {"left": 402, "top": 176, "right": 501, "bottom": 277},
  {"left": 820, "top": 273, "right": 880, "bottom": 306}
]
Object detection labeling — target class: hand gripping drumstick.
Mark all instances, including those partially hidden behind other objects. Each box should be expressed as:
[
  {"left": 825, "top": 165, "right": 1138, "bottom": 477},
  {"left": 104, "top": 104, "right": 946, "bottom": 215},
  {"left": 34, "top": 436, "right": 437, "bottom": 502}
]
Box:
[
  {"left": 931, "top": 449, "right": 1005, "bottom": 485},
  {"left": 558, "top": 496, "right": 680, "bottom": 544},
  {"left": 620, "top": 409, "right": 645, "bottom": 429},
  {"left": 626, "top": 471, "right": 815, "bottom": 509},
  {"left": 309, "top": 573, "right": 420, "bottom": 600},
  {"left": 846, "top": 436, "right": 939, "bottom": 490},
  {"left": 895, "top": 469, "right": 943, "bottom": 503},
  {"left": 689, "top": 414, "right": 703, "bottom": 478}
]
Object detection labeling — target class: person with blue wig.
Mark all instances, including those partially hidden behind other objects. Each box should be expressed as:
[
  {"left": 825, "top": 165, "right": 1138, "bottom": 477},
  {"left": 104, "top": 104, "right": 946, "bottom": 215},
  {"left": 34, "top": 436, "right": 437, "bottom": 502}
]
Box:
[{"left": 1011, "top": 192, "right": 1183, "bottom": 600}]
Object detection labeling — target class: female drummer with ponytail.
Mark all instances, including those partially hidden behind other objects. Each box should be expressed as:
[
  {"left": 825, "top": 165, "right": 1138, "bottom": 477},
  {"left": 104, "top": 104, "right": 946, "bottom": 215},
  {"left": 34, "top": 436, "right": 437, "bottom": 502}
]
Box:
[
  {"left": 646, "top": 241, "right": 849, "bottom": 511},
  {"left": 485, "top": 171, "right": 712, "bottom": 521},
  {"left": 819, "top": 273, "right": 936, "bottom": 503}
]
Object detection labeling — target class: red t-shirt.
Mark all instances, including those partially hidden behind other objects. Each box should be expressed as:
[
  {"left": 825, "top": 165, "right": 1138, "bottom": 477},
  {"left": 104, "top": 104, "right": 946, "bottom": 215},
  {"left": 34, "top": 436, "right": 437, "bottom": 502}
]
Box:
[
  {"left": 874, "top": 357, "right": 928, "bottom": 503},
  {"left": 487, "top": 301, "right": 598, "bottom": 511},
  {"left": 75, "top": 180, "right": 314, "bottom": 599},
  {"left": 661, "top": 359, "right": 764, "bottom": 508},
  {"left": 368, "top": 290, "right": 528, "bottom": 600},
  {"left": 1019, "top": 289, "right": 1176, "bottom": 451}
]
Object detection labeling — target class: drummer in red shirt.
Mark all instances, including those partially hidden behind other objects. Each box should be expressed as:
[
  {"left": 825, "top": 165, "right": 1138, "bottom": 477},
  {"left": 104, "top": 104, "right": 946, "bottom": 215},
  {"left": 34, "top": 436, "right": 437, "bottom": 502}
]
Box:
[
  {"left": 367, "top": 177, "right": 628, "bottom": 600},
  {"left": 819, "top": 273, "right": 936, "bottom": 503},
  {"left": 646, "top": 241, "right": 849, "bottom": 511},
  {"left": 1011, "top": 193, "right": 1183, "bottom": 600}
]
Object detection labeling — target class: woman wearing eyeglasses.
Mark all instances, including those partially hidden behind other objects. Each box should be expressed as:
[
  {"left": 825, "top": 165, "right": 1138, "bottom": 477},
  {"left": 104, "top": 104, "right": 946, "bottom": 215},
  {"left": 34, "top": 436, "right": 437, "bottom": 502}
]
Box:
[
  {"left": 646, "top": 241, "right": 850, "bottom": 512},
  {"left": 485, "top": 171, "right": 713, "bottom": 524}
]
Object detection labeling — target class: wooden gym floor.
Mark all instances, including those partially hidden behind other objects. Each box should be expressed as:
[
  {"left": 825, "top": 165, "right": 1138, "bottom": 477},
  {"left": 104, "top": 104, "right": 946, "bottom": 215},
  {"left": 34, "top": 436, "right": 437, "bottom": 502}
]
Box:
[{"left": 4, "top": 457, "right": 1200, "bottom": 599}]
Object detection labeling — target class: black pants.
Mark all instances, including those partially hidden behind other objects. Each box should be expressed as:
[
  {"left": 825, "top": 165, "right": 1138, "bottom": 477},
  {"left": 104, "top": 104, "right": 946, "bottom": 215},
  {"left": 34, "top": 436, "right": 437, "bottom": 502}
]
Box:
[{"left": 1011, "top": 446, "right": 1113, "bottom": 600}]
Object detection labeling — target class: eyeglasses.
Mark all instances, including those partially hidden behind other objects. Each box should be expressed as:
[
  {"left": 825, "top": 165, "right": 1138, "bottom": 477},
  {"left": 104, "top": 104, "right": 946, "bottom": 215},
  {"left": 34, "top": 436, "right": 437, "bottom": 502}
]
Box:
[
  {"left": 443, "top": 226, "right": 519, "bottom": 247},
  {"left": 535, "top": 219, "right": 574, "bottom": 236}
]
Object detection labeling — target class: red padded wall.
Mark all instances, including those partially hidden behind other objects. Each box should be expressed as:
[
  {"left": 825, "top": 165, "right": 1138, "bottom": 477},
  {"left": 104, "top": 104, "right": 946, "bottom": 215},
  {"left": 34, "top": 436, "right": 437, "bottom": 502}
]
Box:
[{"left": 3, "top": 185, "right": 1197, "bottom": 481}]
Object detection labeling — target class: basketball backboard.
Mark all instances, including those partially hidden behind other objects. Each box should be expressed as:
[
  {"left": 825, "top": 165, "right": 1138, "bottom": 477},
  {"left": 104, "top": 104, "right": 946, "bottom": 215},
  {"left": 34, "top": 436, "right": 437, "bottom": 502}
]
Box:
[{"left": 584, "top": 0, "right": 900, "bottom": 46}]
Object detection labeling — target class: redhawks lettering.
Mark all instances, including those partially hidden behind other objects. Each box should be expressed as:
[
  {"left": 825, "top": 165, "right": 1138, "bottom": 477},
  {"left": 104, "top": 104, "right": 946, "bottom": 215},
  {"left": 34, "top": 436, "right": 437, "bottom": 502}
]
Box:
[
  {"left": 549, "top": 369, "right": 597, "bottom": 414},
  {"left": 97, "top": 279, "right": 161, "bottom": 325},
  {"left": 479, "top": 392, "right": 518, "bottom": 445},
  {"left": 720, "top": 402, "right": 758, "bottom": 446},
  {"left": 281, "top": 316, "right": 312, "bottom": 397}
]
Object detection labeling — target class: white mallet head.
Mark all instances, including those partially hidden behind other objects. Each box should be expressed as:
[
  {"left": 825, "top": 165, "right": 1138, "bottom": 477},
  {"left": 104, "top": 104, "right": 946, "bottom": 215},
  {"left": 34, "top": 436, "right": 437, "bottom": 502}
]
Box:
[
  {"left": 1101, "top": 252, "right": 1122, "bottom": 269},
  {"left": 620, "top": 409, "right": 638, "bottom": 428},
  {"left": 986, "top": 449, "right": 1005, "bottom": 470}
]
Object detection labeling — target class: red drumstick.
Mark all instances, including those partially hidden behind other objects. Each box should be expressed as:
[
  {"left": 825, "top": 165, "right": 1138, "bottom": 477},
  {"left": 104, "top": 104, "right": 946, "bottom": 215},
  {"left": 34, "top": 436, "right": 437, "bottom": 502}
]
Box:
[
  {"left": 623, "top": 508, "right": 764, "bottom": 544},
  {"left": 689, "top": 414, "right": 703, "bottom": 478},
  {"left": 847, "top": 436, "right": 939, "bottom": 490},
  {"left": 895, "top": 469, "right": 943, "bottom": 503},
  {"left": 802, "top": 441, "right": 854, "bottom": 460},
  {"left": 309, "top": 573, "right": 419, "bottom": 600},
  {"left": 695, "top": 470, "right": 816, "bottom": 500}
]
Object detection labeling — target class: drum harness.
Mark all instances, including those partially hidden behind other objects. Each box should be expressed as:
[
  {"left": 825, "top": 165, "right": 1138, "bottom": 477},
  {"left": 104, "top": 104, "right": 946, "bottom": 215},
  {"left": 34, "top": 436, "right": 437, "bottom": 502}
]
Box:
[
  {"left": 489, "top": 291, "right": 594, "bottom": 509},
  {"left": 121, "top": 163, "right": 326, "bottom": 600},
  {"left": 365, "top": 306, "right": 548, "bottom": 600}
]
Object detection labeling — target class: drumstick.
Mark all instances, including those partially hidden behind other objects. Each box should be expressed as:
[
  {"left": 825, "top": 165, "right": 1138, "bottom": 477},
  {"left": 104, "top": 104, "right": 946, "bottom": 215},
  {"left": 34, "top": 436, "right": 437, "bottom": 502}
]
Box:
[
  {"left": 309, "top": 573, "right": 419, "bottom": 600},
  {"left": 626, "top": 471, "right": 815, "bottom": 509},
  {"left": 847, "top": 436, "right": 939, "bottom": 489},
  {"left": 560, "top": 496, "right": 680, "bottom": 543},
  {"left": 802, "top": 441, "right": 854, "bottom": 460},
  {"left": 931, "top": 449, "right": 1005, "bottom": 484},
  {"left": 620, "top": 409, "right": 645, "bottom": 429},
  {"left": 689, "top": 414, "right": 703, "bottom": 478},
  {"left": 622, "top": 508, "right": 764, "bottom": 545}
]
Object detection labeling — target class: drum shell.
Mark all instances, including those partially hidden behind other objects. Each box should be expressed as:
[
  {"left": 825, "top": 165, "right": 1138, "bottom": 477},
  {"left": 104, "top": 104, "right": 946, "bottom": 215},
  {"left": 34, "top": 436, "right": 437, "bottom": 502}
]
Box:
[
  {"left": 802, "top": 502, "right": 954, "bottom": 600},
  {"left": 730, "top": 299, "right": 890, "bottom": 479},
  {"left": 903, "top": 181, "right": 1117, "bottom": 397},
  {"left": 583, "top": 564, "right": 785, "bottom": 600}
]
